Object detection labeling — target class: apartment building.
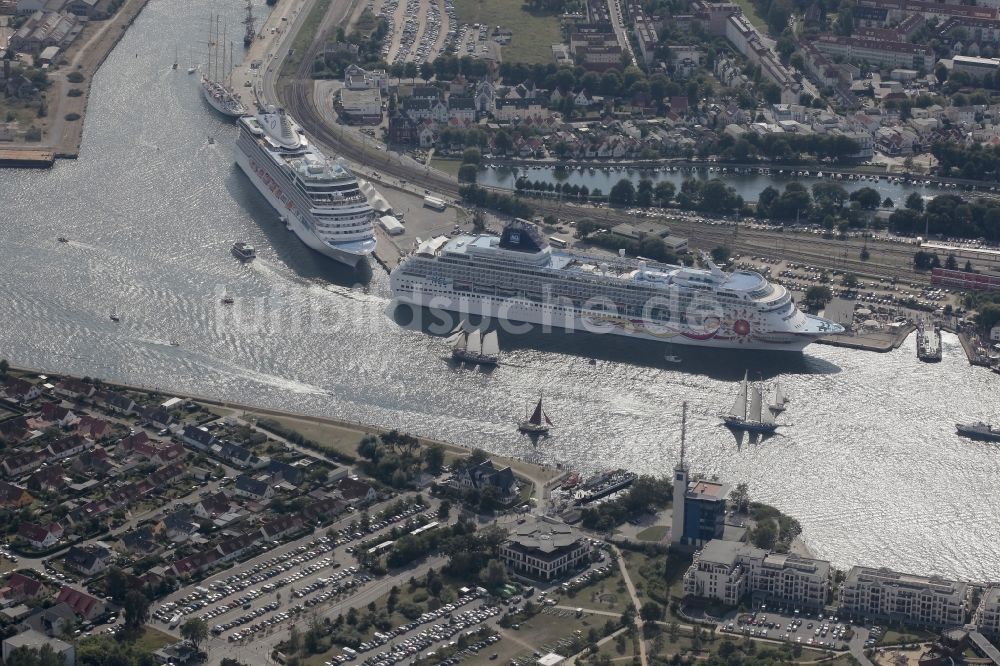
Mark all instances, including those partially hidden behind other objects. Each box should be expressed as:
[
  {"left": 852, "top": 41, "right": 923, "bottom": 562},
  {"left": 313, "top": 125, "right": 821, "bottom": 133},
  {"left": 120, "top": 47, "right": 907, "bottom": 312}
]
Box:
[
  {"left": 815, "top": 35, "right": 932, "bottom": 70},
  {"left": 975, "top": 586, "right": 1000, "bottom": 638},
  {"left": 683, "top": 540, "right": 831, "bottom": 609},
  {"left": 839, "top": 567, "right": 968, "bottom": 628}
]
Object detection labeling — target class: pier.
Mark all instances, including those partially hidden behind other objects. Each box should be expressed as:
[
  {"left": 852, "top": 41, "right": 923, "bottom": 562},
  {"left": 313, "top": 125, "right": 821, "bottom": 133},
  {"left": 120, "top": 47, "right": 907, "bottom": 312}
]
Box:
[{"left": 0, "top": 148, "right": 55, "bottom": 168}]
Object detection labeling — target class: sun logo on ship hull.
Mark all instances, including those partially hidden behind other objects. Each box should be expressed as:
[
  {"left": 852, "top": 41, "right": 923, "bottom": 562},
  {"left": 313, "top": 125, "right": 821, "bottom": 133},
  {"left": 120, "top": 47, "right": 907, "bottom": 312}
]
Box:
[{"left": 728, "top": 309, "right": 756, "bottom": 343}]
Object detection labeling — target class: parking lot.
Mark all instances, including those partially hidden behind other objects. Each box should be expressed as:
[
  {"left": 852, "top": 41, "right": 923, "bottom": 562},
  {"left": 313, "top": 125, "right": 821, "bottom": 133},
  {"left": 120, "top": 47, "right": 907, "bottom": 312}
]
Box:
[
  {"left": 376, "top": 0, "right": 451, "bottom": 64},
  {"left": 721, "top": 607, "right": 854, "bottom": 652},
  {"left": 151, "top": 500, "right": 434, "bottom": 646}
]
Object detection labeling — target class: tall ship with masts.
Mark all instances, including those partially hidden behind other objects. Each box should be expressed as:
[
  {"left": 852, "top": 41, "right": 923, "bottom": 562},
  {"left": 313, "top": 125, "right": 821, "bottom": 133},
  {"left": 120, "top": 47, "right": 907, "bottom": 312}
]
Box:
[
  {"left": 723, "top": 372, "right": 778, "bottom": 433},
  {"left": 243, "top": 0, "right": 256, "bottom": 47},
  {"left": 234, "top": 106, "right": 376, "bottom": 266},
  {"left": 200, "top": 14, "right": 246, "bottom": 118}
]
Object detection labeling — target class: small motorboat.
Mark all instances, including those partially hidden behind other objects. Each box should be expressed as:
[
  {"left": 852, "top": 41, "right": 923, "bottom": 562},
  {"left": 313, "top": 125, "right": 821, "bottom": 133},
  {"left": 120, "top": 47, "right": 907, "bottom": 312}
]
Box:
[
  {"left": 221, "top": 295, "right": 234, "bottom": 305},
  {"left": 231, "top": 241, "right": 257, "bottom": 262},
  {"left": 57, "top": 236, "right": 69, "bottom": 243}
]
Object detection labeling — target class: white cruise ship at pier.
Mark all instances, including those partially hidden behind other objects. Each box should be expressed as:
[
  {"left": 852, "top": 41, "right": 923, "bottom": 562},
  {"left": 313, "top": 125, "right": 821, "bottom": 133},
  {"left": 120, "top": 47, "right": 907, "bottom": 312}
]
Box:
[
  {"left": 235, "top": 106, "right": 375, "bottom": 267},
  {"left": 389, "top": 220, "right": 843, "bottom": 351}
]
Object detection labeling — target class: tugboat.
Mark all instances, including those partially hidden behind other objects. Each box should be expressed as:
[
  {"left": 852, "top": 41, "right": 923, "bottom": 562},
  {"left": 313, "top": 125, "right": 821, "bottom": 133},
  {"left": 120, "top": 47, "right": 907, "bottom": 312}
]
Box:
[
  {"left": 518, "top": 396, "right": 552, "bottom": 434},
  {"left": 231, "top": 241, "right": 257, "bottom": 262},
  {"left": 722, "top": 371, "right": 778, "bottom": 433},
  {"left": 956, "top": 422, "right": 1000, "bottom": 442}
]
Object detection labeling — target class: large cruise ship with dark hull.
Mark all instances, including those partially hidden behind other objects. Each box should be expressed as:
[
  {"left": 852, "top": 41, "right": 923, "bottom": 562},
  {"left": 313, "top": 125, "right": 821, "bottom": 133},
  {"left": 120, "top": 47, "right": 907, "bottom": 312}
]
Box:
[
  {"left": 234, "top": 107, "right": 376, "bottom": 267},
  {"left": 389, "top": 220, "right": 842, "bottom": 351}
]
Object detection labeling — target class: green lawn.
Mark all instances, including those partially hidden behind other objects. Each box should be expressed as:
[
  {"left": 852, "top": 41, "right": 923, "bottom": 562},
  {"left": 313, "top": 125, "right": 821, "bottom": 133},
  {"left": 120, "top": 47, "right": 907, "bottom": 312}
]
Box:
[
  {"left": 732, "top": 0, "right": 767, "bottom": 30},
  {"left": 452, "top": 0, "right": 561, "bottom": 64},
  {"left": 561, "top": 572, "right": 630, "bottom": 614},
  {"left": 430, "top": 157, "right": 462, "bottom": 177},
  {"left": 133, "top": 627, "right": 176, "bottom": 653},
  {"left": 280, "top": 0, "right": 333, "bottom": 78},
  {"left": 635, "top": 525, "right": 669, "bottom": 542},
  {"left": 880, "top": 628, "right": 937, "bottom": 646}
]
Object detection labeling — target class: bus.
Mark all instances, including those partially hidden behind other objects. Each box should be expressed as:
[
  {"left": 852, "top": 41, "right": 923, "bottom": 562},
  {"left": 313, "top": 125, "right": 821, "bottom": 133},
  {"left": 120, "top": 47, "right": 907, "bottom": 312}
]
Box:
[
  {"left": 548, "top": 236, "right": 567, "bottom": 248},
  {"left": 423, "top": 196, "right": 446, "bottom": 211}
]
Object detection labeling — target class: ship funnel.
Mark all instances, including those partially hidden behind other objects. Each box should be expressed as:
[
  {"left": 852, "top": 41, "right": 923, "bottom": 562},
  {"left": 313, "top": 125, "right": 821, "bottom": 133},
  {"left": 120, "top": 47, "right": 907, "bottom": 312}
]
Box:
[
  {"left": 600, "top": 262, "right": 609, "bottom": 276},
  {"left": 618, "top": 249, "right": 625, "bottom": 258},
  {"left": 638, "top": 260, "right": 647, "bottom": 278}
]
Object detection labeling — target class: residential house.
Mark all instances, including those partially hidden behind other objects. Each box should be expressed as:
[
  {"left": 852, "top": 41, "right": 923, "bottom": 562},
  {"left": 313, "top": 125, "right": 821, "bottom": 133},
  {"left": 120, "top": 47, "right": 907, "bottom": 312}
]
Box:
[
  {"left": 74, "top": 416, "right": 109, "bottom": 441},
  {"left": 2, "top": 630, "right": 74, "bottom": 666},
  {"left": 55, "top": 585, "right": 106, "bottom": 621},
  {"left": 26, "top": 465, "right": 66, "bottom": 492},
  {"left": 140, "top": 406, "right": 174, "bottom": 429},
  {"left": 117, "top": 525, "right": 159, "bottom": 554},
  {"left": 18, "top": 603, "right": 76, "bottom": 638},
  {"left": 16, "top": 522, "right": 63, "bottom": 549},
  {"left": 158, "top": 509, "right": 199, "bottom": 542},
  {"left": 0, "top": 417, "right": 33, "bottom": 446},
  {"left": 93, "top": 391, "right": 135, "bottom": 415},
  {"left": 38, "top": 403, "right": 78, "bottom": 427},
  {"left": 181, "top": 425, "right": 216, "bottom": 451},
  {"left": 302, "top": 497, "right": 347, "bottom": 524},
  {"left": 266, "top": 460, "right": 304, "bottom": 486},
  {"left": 71, "top": 448, "right": 114, "bottom": 476},
  {"left": 453, "top": 459, "right": 519, "bottom": 504},
  {"left": 216, "top": 533, "right": 259, "bottom": 562},
  {"left": 46, "top": 434, "right": 92, "bottom": 461},
  {"left": 0, "top": 481, "right": 33, "bottom": 507},
  {"left": 335, "top": 477, "right": 376, "bottom": 503},
  {"left": 260, "top": 515, "right": 303, "bottom": 542},
  {"left": 0, "top": 573, "right": 47, "bottom": 603},
  {"left": 194, "top": 491, "right": 231, "bottom": 520},
  {"left": 219, "top": 442, "right": 261, "bottom": 469},
  {"left": 64, "top": 544, "right": 114, "bottom": 576},
  {"left": 51, "top": 378, "right": 93, "bottom": 401},
  {"left": 1, "top": 378, "right": 42, "bottom": 402},
  {"left": 170, "top": 550, "right": 221, "bottom": 578},
  {"left": 233, "top": 475, "right": 273, "bottom": 501},
  {"left": 447, "top": 97, "right": 476, "bottom": 125}
]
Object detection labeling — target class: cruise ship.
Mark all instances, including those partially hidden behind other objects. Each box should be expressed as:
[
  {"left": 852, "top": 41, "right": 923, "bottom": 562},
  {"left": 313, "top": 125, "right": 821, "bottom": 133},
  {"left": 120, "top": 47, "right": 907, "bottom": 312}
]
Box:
[
  {"left": 389, "top": 220, "right": 843, "bottom": 351},
  {"left": 234, "top": 107, "right": 376, "bottom": 267}
]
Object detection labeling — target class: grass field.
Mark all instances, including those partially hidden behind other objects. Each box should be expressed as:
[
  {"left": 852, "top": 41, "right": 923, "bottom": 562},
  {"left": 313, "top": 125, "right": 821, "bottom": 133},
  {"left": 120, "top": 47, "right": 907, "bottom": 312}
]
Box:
[
  {"left": 732, "top": 0, "right": 767, "bottom": 30},
  {"left": 430, "top": 157, "right": 462, "bottom": 177},
  {"left": 452, "top": 0, "right": 561, "bottom": 65},
  {"left": 132, "top": 627, "right": 175, "bottom": 653},
  {"left": 635, "top": 525, "right": 669, "bottom": 542},
  {"left": 280, "top": 0, "right": 333, "bottom": 78}
]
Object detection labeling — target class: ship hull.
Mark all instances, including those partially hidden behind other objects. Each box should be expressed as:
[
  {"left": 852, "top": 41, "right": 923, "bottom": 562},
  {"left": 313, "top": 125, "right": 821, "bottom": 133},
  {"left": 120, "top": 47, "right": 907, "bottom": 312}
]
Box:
[
  {"left": 956, "top": 425, "right": 1000, "bottom": 442},
  {"left": 392, "top": 292, "right": 822, "bottom": 352},
  {"left": 723, "top": 416, "right": 778, "bottom": 433},
  {"left": 201, "top": 80, "right": 245, "bottom": 118},
  {"left": 234, "top": 149, "right": 367, "bottom": 267}
]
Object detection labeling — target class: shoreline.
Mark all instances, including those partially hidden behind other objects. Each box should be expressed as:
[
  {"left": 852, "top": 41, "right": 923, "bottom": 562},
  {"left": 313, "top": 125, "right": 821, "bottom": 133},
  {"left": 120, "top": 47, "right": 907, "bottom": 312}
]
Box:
[{"left": 1, "top": 0, "right": 152, "bottom": 166}]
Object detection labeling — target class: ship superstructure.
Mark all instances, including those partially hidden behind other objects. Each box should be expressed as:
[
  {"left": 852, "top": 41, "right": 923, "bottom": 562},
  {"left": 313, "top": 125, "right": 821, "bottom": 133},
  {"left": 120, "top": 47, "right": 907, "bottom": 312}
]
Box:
[
  {"left": 235, "top": 106, "right": 376, "bottom": 266},
  {"left": 389, "top": 219, "right": 843, "bottom": 350}
]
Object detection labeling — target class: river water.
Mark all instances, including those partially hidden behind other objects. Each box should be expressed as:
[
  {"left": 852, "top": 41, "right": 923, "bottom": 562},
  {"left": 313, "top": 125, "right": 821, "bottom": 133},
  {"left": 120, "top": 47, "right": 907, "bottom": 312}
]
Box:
[
  {"left": 476, "top": 163, "right": 954, "bottom": 203},
  {"left": 2, "top": 0, "right": 999, "bottom": 581}
]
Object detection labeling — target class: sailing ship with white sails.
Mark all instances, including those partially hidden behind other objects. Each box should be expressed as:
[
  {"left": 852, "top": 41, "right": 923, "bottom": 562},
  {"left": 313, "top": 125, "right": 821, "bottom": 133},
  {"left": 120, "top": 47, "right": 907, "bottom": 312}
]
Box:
[
  {"left": 723, "top": 371, "right": 778, "bottom": 433},
  {"left": 447, "top": 323, "right": 500, "bottom": 365},
  {"left": 200, "top": 14, "right": 246, "bottom": 118},
  {"left": 769, "top": 382, "right": 789, "bottom": 413},
  {"left": 519, "top": 396, "right": 553, "bottom": 434}
]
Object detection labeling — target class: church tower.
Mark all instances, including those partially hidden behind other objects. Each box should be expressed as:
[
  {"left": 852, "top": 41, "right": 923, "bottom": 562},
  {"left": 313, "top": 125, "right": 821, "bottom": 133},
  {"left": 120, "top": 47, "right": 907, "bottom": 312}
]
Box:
[{"left": 671, "top": 402, "right": 689, "bottom": 546}]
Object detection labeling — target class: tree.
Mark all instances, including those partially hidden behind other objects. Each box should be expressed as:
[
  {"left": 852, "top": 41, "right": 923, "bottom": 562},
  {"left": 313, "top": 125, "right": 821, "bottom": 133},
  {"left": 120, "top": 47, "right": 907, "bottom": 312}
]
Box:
[
  {"left": 484, "top": 558, "right": 507, "bottom": 589},
  {"left": 850, "top": 187, "right": 881, "bottom": 210},
  {"left": 422, "top": 443, "right": 445, "bottom": 474},
  {"left": 730, "top": 482, "right": 749, "bottom": 513},
  {"left": 437, "top": 500, "right": 451, "bottom": 520},
  {"left": 841, "top": 273, "right": 859, "bottom": 289},
  {"left": 883, "top": 197, "right": 894, "bottom": 208},
  {"left": 419, "top": 61, "right": 434, "bottom": 82},
  {"left": 458, "top": 164, "right": 478, "bottom": 183},
  {"left": 804, "top": 285, "right": 833, "bottom": 311},
  {"left": 906, "top": 192, "right": 925, "bottom": 212},
  {"left": 609, "top": 178, "right": 636, "bottom": 206},
  {"left": 945, "top": 254, "right": 959, "bottom": 270},
  {"left": 462, "top": 147, "right": 481, "bottom": 165},
  {"left": 640, "top": 601, "right": 664, "bottom": 622},
  {"left": 710, "top": 246, "right": 731, "bottom": 264},
  {"left": 105, "top": 566, "right": 130, "bottom": 604},
  {"left": 123, "top": 590, "right": 150, "bottom": 630},
  {"left": 654, "top": 181, "right": 675, "bottom": 207},
  {"left": 751, "top": 520, "right": 778, "bottom": 549},
  {"left": 181, "top": 617, "right": 209, "bottom": 650},
  {"left": 965, "top": 260, "right": 974, "bottom": 272},
  {"left": 636, "top": 179, "right": 654, "bottom": 207},
  {"left": 914, "top": 250, "right": 938, "bottom": 270}
]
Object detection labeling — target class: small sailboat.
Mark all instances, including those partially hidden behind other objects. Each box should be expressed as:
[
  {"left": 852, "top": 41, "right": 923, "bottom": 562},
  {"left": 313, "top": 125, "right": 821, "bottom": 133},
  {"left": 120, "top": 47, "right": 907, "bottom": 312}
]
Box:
[
  {"left": 518, "top": 396, "right": 552, "bottom": 434},
  {"left": 664, "top": 343, "right": 681, "bottom": 363},
  {"left": 769, "top": 382, "right": 789, "bottom": 413},
  {"left": 208, "top": 136, "right": 215, "bottom": 145},
  {"left": 722, "top": 371, "right": 778, "bottom": 434},
  {"left": 172, "top": 45, "right": 178, "bottom": 70},
  {"left": 221, "top": 291, "right": 234, "bottom": 304},
  {"left": 109, "top": 306, "right": 121, "bottom": 322},
  {"left": 448, "top": 321, "right": 499, "bottom": 365}
]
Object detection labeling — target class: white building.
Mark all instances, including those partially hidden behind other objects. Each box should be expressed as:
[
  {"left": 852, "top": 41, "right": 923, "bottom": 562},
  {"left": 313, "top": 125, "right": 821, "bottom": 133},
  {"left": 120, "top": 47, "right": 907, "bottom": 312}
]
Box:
[
  {"left": 3, "top": 630, "right": 74, "bottom": 666},
  {"left": 499, "top": 519, "right": 590, "bottom": 580},
  {"left": 975, "top": 586, "right": 1000, "bottom": 637},
  {"left": 683, "top": 540, "right": 831, "bottom": 609},
  {"left": 339, "top": 88, "right": 382, "bottom": 122},
  {"left": 839, "top": 567, "right": 968, "bottom": 627}
]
